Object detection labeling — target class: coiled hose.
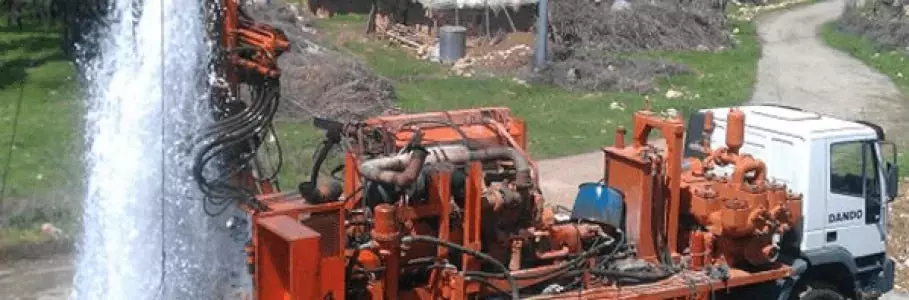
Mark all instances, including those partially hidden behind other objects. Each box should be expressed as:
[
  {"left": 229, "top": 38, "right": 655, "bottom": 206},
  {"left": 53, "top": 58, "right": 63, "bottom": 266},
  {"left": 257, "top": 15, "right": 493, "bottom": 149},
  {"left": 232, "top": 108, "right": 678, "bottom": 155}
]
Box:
[{"left": 192, "top": 78, "right": 282, "bottom": 215}]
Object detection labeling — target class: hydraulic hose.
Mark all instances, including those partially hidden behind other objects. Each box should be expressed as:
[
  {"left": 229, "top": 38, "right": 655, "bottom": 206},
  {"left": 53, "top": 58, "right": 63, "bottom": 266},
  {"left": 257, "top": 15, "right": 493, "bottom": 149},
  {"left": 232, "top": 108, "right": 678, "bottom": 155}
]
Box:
[
  {"left": 299, "top": 135, "right": 343, "bottom": 203},
  {"left": 589, "top": 268, "right": 675, "bottom": 284},
  {"left": 467, "top": 228, "right": 622, "bottom": 281},
  {"left": 193, "top": 78, "right": 282, "bottom": 214},
  {"left": 402, "top": 235, "right": 520, "bottom": 300},
  {"left": 195, "top": 87, "right": 274, "bottom": 181}
]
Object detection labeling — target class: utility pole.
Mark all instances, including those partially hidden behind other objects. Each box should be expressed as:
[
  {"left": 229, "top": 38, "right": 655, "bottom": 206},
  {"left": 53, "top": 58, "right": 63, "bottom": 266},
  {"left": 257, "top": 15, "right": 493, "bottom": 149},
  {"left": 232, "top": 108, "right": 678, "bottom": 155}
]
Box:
[{"left": 533, "top": 0, "right": 548, "bottom": 70}]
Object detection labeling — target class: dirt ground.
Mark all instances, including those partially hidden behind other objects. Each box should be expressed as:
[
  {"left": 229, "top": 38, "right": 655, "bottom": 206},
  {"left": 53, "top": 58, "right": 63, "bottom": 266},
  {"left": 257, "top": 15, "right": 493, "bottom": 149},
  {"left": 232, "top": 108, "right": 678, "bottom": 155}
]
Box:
[{"left": 0, "top": 254, "right": 72, "bottom": 300}]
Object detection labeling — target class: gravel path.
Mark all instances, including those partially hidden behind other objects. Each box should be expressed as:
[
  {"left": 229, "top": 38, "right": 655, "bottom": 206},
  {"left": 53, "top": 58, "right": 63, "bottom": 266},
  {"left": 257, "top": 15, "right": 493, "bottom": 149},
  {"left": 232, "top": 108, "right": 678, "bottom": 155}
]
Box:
[{"left": 750, "top": 0, "right": 908, "bottom": 134}]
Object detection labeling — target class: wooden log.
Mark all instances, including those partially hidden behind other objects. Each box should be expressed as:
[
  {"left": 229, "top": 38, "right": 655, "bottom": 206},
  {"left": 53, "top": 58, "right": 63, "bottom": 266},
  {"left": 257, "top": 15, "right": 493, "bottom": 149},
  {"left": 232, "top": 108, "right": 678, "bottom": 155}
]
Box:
[{"left": 385, "top": 29, "right": 423, "bottom": 48}]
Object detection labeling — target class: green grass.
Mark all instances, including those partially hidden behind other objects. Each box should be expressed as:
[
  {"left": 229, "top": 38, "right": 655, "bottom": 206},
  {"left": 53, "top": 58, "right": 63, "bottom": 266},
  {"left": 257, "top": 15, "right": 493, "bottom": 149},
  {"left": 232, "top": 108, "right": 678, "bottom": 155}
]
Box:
[
  {"left": 0, "top": 26, "right": 82, "bottom": 245},
  {"left": 308, "top": 16, "right": 761, "bottom": 159},
  {"left": 273, "top": 120, "right": 346, "bottom": 190}
]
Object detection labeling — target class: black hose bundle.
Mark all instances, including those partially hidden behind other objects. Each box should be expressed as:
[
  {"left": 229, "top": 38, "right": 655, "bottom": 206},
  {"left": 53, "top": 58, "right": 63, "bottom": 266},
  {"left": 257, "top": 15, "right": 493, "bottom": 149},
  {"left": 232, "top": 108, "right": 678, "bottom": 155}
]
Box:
[
  {"left": 456, "top": 225, "right": 624, "bottom": 297},
  {"left": 402, "top": 235, "right": 521, "bottom": 300},
  {"left": 459, "top": 218, "right": 676, "bottom": 292},
  {"left": 192, "top": 77, "right": 283, "bottom": 216}
]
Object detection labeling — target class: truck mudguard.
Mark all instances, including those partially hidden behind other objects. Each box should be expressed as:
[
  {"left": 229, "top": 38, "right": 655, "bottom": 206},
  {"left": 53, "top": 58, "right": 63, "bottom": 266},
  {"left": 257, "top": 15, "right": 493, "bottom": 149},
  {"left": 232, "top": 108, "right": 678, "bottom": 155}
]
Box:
[{"left": 802, "top": 245, "right": 859, "bottom": 275}]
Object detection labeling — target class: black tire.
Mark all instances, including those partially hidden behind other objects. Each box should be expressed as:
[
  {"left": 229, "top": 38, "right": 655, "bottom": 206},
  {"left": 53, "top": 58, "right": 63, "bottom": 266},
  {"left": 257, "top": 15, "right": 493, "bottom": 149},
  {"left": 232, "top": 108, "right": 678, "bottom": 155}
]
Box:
[
  {"left": 796, "top": 282, "right": 845, "bottom": 300},
  {"left": 799, "top": 289, "right": 844, "bottom": 300}
]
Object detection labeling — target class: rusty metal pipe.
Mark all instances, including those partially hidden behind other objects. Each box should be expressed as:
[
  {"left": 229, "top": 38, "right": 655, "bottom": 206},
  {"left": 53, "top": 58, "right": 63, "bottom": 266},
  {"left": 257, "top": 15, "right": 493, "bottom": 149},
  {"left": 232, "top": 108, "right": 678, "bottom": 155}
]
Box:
[
  {"left": 614, "top": 126, "right": 626, "bottom": 149},
  {"left": 372, "top": 204, "right": 400, "bottom": 299},
  {"left": 704, "top": 110, "right": 714, "bottom": 134},
  {"left": 701, "top": 111, "right": 714, "bottom": 155},
  {"left": 223, "top": 0, "right": 238, "bottom": 50},
  {"left": 691, "top": 231, "right": 705, "bottom": 271},
  {"left": 484, "top": 183, "right": 524, "bottom": 212},
  {"left": 468, "top": 147, "right": 532, "bottom": 188},
  {"left": 360, "top": 145, "right": 532, "bottom": 188},
  {"left": 733, "top": 156, "right": 767, "bottom": 188},
  {"left": 535, "top": 246, "right": 571, "bottom": 260},
  {"left": 359, "top": 147, "right": 431, "bottom": 187},
  {"left": 486, "top": 119, "right": 540, "bottom": 187},
  {"left": 359, "top": 145, "right": 466, "bottom": 187}
]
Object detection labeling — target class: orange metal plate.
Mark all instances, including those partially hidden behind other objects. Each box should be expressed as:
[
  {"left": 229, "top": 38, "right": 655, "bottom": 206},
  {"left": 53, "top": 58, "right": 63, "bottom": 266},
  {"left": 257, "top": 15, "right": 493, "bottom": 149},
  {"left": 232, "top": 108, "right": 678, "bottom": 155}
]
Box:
[{"left": 255, "top": 215, "right": 322, "bottom": 300}]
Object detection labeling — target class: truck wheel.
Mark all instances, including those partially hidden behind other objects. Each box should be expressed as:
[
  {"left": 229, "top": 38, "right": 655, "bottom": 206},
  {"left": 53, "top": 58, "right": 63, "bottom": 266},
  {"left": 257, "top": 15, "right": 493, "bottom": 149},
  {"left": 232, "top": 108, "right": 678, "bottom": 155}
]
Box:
[{"left": 797, "top": 282, "right": 845, "bottom": 300}]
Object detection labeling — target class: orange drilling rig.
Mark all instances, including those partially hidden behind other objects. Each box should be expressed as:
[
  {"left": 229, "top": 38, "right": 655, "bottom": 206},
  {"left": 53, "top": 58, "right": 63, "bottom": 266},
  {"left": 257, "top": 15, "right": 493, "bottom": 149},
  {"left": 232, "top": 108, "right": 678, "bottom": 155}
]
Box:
[{"left": 194, "top": 1, "right": 899, "bottom": 299}]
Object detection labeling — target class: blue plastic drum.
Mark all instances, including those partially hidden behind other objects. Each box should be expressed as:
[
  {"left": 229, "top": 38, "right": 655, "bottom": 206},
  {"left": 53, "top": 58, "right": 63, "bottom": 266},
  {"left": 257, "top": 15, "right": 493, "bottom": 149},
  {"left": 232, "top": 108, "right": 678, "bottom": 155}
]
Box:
[{"left": 570, "top": 182, "right": 624, "bottom": 230}]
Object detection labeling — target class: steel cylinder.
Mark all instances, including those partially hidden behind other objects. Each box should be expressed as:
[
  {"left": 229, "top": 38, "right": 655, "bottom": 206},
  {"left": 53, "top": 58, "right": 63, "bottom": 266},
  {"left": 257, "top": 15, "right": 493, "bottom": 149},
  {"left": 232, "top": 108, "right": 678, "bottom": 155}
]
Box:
[
  {"left": 726, "top": 108, "right": 744, "bottom": 153},
  {"left": 371, "top": 204, "right": 400, "bottom": 300},
  {"left": 439, "top": 25, "right": 467, "bottom": 64},
  {"left": 534, "top": 0, "right": 549, "bottom": 68},
  {"left": 372, "top": 204, "right": 398, "bottom": 241},
  {"left": 690, "top": 231, "right": 705, "bottom": 271},
  {"left": 614, "top": 126, "right": 626, "bottom": 149},
  {"left": 703, "top": 110, "right": 714, "bottom": 133}
]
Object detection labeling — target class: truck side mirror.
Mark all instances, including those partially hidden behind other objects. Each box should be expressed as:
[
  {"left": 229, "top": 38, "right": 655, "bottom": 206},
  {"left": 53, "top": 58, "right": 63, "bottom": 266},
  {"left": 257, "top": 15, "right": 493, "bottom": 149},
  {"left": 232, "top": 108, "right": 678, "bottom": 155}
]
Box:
[
  {"left": 887, "top": 162, "right": 899, "bottom": 202},
  {"left": 880, "top": 141, "right": 900, "bottom": 202}
]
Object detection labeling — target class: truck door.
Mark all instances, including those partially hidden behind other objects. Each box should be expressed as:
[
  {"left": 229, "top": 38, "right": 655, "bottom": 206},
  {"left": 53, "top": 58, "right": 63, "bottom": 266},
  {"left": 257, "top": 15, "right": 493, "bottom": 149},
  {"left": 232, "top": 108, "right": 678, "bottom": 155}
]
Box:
[{"left": 825, "top": 139, "right": 886, "bottom": 257}]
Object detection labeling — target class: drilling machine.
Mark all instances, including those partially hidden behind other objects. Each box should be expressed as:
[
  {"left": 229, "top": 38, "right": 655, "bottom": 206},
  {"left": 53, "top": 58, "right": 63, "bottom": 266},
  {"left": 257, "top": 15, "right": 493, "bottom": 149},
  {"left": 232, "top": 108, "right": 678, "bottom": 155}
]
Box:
[{"left": 197, "top": 1, "right": 898, "bottom": 299}]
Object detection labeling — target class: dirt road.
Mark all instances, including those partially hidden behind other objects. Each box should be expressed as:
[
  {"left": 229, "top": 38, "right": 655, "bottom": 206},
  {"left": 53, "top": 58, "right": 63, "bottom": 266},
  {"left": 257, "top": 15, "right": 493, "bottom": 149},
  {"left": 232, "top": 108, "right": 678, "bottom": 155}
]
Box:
[
  {"left": 750, "top": 0, "right": 908, "bottom": 132},
  {"left": 0, "top": 254, "right": 72, "bottom": 300}
]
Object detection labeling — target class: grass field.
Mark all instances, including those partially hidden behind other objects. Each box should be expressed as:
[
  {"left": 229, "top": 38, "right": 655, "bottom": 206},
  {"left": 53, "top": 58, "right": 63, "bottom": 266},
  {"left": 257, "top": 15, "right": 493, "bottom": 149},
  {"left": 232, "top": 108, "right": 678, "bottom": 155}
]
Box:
[{"left": 0, "top": 26, "right": 82, "bottom": 247}]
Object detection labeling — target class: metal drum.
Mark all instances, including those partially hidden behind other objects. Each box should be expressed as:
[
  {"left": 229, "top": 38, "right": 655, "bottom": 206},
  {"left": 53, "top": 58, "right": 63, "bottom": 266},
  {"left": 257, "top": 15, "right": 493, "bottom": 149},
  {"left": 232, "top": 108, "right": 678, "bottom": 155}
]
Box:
[
  {"left": 438, "top": 25, "right": 467, "bottom": 64},
  {"left": 571, "top": 182, "right": 625, "bottom": 230}
]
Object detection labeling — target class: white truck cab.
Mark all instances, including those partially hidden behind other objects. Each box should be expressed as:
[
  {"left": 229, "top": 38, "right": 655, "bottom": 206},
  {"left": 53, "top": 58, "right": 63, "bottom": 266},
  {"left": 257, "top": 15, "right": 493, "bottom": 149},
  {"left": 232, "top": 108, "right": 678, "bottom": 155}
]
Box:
[{"left": 684, "top": 105, "right": 900, "bottom": 300}]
